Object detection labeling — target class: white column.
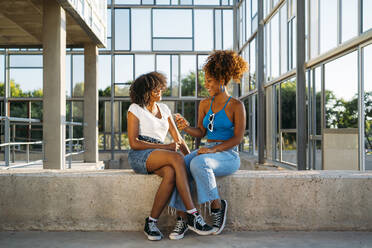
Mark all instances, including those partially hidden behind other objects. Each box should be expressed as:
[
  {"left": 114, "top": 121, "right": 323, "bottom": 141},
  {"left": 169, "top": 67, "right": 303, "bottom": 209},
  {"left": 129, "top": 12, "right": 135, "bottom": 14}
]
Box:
[
  {"left": 42, "top": 0, "right": 66, "bottom": 169},
  {"left": 83, "top": 43, "right": 99, "bottom": 163}
]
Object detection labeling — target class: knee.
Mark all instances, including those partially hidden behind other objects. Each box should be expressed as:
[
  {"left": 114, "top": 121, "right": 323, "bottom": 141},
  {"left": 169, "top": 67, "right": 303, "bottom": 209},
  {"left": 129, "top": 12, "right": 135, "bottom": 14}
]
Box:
[
  {"left": 162, "top": 166, "right": 176, "bottom": 185},
  {"left": 169, "top": 152, "right": 185, "bottom": 167},
  {"left": 190, "top": 157, "right": 207, "bottom": 174}
]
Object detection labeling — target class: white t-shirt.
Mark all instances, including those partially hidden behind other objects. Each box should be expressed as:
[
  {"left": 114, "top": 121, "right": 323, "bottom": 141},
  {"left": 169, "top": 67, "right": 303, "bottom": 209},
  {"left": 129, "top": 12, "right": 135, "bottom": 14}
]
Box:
[{"left": 127, "top": 103, "right": 172, "bottom": 142}]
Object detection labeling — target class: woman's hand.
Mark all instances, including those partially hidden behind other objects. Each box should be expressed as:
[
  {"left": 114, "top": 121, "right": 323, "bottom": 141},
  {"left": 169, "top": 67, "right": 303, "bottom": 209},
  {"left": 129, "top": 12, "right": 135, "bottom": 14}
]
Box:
[
  {"left": 167, "top": 142, "right": 180, "bottom": 152},
  {"left": 173, "top": 113, "right": 190, "bottom": 131},
  {"left": 197, "top": 147, "right": 217, "bottom": 155}
]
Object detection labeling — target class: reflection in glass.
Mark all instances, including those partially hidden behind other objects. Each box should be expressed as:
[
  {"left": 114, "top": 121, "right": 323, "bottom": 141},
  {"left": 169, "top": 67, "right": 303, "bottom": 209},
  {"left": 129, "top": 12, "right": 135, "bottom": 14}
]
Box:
[
  {"left": 242, "top": 47, "right": 250, "bottom": 95},
  {"left": 115, "top": 55, "right": 133, "bottom": 94},
  {"left": 223, "top": 10, "right": 233, "bottom": 50},
  {"left": 320, "top": 0, "right": 337, "bottom": 53},
  {"left": 72, "top": 55, "right": 84, "bottom": 97},
  {"left": 245, "top": 0, "right": 251, "bottom": 38},
  {"left": 115, "top": 9, "right": 130, "bottom": 50},
  {"left": 325, "top": 51, "right": 358, "bottom": 128},
  {"left": 271, "top": 12, "right": 279, "bottom": 79},
  {"left": 135, "top": 55, "right": 154, "bottom": 78},
  {"left": 197, "top": 55, "right": 209, "bottom": 98},
  {"left": 171, "top": 55, "right": 180, "bottom": 97},
  {"left": 132, "top": 9, "right": 151, "bottom": 51},
  {"left": 341, "top": 0, "right": 358, "bottom": 43},
  {"left": 9, "top": 69, "right": 43, "bottom": 97},
  {"left": 156, "top": 55, "right": 171, "bottom": 96},
  {"left": 282, "top": 132, "right": 297, "bottom": 164},
  {"left": 181, "top": 55, "right": 196, "bottom": 97},
  {"left": 153, "top": 9, "right": 192, "bottom": 37},
  {"left": 10, "top": 55, "right": 42, "bottom": 67},
  {"left": 98, "top": 55, "right": 111, "bottom": 97},
  {"left": 153, "top": 39, "right": 193, "bottom": 51},
  {"left": 250, "top": 38, "right": 256, "bottom": 90},
  {"left": 215, "top": 9, "right": 222, "bottom": 50},
  {"left": 363, "top": 0, "right": 372, "bottom": 32},
  {"left": 195, "top": 10, "right": 213, "bottom": 51},
  {"left": 281, "top": 79, "right": 296, "bottom": 129},
  {"left": 364, "top": 44, "right": 372, "bottom": 170},
  {"left": 280, "top": 2, "right": 287, "bottom": 74}
]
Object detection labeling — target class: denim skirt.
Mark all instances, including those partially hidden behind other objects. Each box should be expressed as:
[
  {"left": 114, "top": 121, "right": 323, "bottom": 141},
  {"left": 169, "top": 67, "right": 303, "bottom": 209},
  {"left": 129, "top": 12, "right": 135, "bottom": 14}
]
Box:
[{"left": 128, "top": 135, "right": 164, "bottom": 175}]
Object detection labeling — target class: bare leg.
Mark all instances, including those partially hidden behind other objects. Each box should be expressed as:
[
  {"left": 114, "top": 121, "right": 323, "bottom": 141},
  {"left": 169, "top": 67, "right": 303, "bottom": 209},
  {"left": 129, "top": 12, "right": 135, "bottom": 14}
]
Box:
[
  {"left": 150, "top": 166, "right": 176, "bottom": 219},
  {"left": 211, "top": 199, "right": 221, "bottom": 209},
  {"left": 176, "top": 210, "right": 187, "bottom": 219},
  {"left": 146, "top": 150, "right": 195, "bottom": 210}
]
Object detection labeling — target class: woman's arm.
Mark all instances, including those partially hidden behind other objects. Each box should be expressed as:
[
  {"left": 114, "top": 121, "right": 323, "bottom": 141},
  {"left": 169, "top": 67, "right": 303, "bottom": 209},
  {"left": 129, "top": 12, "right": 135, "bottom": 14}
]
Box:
[
  {"left": 167, "top": 116, "right": 190, "bottom": 155},
  {"left": 198, "top": 100, "right": 246, "bottom": 154},
  {"left": 175, "top": 99, "right": 208, "bottom": 138},
  {"left": 127, "top": 111, "right": 179, "bottom": 151}
]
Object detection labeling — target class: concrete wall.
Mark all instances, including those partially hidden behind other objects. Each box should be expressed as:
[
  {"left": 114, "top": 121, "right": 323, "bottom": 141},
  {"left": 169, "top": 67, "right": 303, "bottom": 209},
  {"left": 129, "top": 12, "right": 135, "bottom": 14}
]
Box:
[{"left": 1, "top": 170, "right": 371, "bottom": 231}]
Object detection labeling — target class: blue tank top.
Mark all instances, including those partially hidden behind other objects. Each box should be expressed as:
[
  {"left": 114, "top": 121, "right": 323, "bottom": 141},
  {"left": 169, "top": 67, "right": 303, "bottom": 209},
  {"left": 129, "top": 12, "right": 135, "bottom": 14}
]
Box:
[{"left": 202, "top": 96, "right": 234, "bottom": 140}]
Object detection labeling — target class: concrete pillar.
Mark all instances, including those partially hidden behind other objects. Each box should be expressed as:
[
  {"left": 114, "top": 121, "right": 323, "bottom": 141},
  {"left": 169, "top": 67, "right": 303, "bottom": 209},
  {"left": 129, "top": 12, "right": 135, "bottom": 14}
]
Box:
[
  {"left": 83, "top": 44, "right": 99, "bottom": 162},
  {"left": 42, "top": 0, "right": 66, "bottom": 169}
]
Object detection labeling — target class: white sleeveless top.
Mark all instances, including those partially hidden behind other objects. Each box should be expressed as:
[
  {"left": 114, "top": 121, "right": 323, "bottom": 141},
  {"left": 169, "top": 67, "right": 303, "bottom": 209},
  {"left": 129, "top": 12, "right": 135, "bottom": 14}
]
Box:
[{"left": 127, "top": 103, "right": 171, "bottom": 142}]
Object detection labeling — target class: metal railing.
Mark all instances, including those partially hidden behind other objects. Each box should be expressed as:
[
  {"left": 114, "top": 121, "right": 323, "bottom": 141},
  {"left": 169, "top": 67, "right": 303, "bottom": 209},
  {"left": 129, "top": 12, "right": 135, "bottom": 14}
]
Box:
[
  {"left": 1, "top": 116, "right": 87, "bottom": 169},
  {"left": 0, "top": 116, "right": 44, "bottom": 169}
]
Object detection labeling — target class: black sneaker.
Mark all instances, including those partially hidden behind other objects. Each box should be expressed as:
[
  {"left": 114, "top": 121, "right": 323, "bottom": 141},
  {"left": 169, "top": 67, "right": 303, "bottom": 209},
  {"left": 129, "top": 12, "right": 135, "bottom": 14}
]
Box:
[
  {"left": 144, "top": 217, "right": 163, "bottom": 241},
  {"left": 211, "top": 199, "right": 227, "bottom": 235},
  {"left": 186, "top": 212, "right": 214, "bottom": 235},
  {"left": 169, "top": 216, "right": 188, "bottom": 240}
]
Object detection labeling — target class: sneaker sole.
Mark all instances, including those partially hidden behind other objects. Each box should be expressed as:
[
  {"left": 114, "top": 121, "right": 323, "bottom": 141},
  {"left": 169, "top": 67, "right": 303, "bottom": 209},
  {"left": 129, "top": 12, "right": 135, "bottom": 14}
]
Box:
[
  {"left": 168, "top": 227, "right": 188, "bottom": 240},
  {"left": 143, "top": 231, "right": 162, "bottom": 241},
  {"left": 213, "top": 199, "right": 227, "bottom": 235},
  {"left": 187, "top": 225, "right": 215, "bottom": 236}
]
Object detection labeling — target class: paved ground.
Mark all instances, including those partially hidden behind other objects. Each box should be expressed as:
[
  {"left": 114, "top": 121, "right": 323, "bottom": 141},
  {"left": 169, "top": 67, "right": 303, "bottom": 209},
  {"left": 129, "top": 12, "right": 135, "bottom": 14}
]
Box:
[{"left": 0, "top": 231, "right": 371, "bottom": 248}]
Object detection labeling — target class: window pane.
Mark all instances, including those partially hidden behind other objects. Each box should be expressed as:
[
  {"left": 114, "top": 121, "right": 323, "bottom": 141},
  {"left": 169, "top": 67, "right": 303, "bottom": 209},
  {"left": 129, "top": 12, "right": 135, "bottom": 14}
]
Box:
[
  {"left": 215, "top": 9, "right": 222, "bottom": 50},
  {"left": 116, "top": 0, "right": 140, "bottom": 4},
  {"left": 310, "top": 0, "right": 319, "bottom": 58},
  {"left": 281, "top": 79, "right": 296, "bottom": 129},
  {"left": 282, "top": 132, "right": 297, "bottom": 164},
  {"left": 181, "top": 55, "right": 196, "bottom": 97},
  {"left": 66, "top": 54, "right": 71, "bottom": 96},
  {"left": 156, "top": 0, "right": 170, "bottom": 4},
  {"left": 132, "top": 9, "right": 151, "bottom": 51},
  {"left": 194, "top": 0, "right": 219, "bottom": 4},
  {"left": 363, "top": 0, "right": 372, "bottom": 32},
  {"left": 156, "top": 55, "right": 171, "bottom": 96},
  {"left": 341, "top": 0, "right": 358, "bottom": 43},
  {"left": 153, "top": 9, "right": 192, "bottom": 37},
  {"left": 135, "top": 55, "right": 154, "bottom": 78},
  {"left": 72, "top": 55, "right": 84, "bottom": 97},
  {"left": 153, "top": 39, "right": 193, "bottom": 51},
  {"left": 320, "top": 0, "right": 337, "bottom": 54},
  {"left": 142, "top": 0, "right": 154, "bottom": 4},
  {"left": 171, "top": 55, "right": 180, "bottom": 97},
  {"left": 195, "top": 10, "right": 213, "bottom": 51},
  {"left": 325, "top": 51, "right": 358, "bottom": 128},
  {"left": 198, "top": 55, "right": 209, "bottom": 98},
  {"left": 280, "top": 2, "right": 287, "bottom": 74},
  {"left": 115, "top": 55, "right": 133, "bottom": 85},
  {"left": 250, "top": 38, "right": 256, "bottom": 90},
  {"left": 99, "top": 55, "right": 111, "bottom": 97},
  {"left": 0, "top": 54, "right": 4, "bottom": 96},
  {"left": 10, "top": 69, "right": 43, "bottom": 97},
  {"left": 252, "top": 0, "right": 257, "bottom": 15},
  {"left": 180, "top": 0, "right": 192, "bottom": 5},
  {"left": 115, "top": 9, "right": 130, "bottom": 50},
  {"left": 107, "top": 9, "right": 111, "bottom": 37},
  {"left": 271, "top": 13, "right": 280, "bottom": 79},
  {"left": 364, "top": 44, "right": 372, "bottom": 170},
  {"left": 10, "top": 55, "right": 42, "bottom": 67},
  {"left": 246, "top": 0, "right": 251, "bottom": 37},
  {"left": 223, "top": 10, "right": 233, "bottom": 50}
]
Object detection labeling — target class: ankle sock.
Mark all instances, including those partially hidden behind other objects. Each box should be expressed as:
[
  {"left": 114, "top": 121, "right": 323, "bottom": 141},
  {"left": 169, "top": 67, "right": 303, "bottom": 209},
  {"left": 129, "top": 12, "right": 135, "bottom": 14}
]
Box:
[
  {"left": 149, "top": 216, "right": 158, "bottom": 222},
  {"left": 186, "top": 208, "right": 198, "bottom": 215}
]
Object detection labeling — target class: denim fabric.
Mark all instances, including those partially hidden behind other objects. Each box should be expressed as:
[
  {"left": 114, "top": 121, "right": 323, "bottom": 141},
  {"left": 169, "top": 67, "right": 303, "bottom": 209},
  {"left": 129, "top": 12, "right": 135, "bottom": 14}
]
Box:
[
  {"left": 128, "top": 135, "right": 164, "bottom": 175},
  {"left": 169, "top": 142, "right": 240, "bottom": 211}
]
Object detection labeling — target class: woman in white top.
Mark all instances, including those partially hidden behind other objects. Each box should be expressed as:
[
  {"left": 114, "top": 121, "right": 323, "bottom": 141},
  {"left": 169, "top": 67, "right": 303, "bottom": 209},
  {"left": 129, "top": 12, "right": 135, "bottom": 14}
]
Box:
[{"left": 127, "top": 72, "right": 214, "bottom": 241}]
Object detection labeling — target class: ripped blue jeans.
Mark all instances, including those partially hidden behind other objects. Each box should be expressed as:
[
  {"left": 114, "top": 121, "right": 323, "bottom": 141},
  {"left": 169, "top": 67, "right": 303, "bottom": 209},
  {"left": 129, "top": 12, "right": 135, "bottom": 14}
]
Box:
[{"left": 168, "top": 142, "right": 240, "bottom": 211}]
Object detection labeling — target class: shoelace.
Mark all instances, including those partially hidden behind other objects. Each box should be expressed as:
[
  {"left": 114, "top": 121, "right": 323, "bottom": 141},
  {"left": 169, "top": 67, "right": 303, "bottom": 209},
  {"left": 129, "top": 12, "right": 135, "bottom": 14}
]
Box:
[
  {"left": 195, "top": 214, "right": 207, "bottom": 226},
  {"left": 172, "top": 219, "right": 185, "bottom": 233},
  {"left": 148, "top": 221, "right": 160, "bottom": 233},
  {"left": 211, "top": 210, "right": 223, "bottom": 227}
]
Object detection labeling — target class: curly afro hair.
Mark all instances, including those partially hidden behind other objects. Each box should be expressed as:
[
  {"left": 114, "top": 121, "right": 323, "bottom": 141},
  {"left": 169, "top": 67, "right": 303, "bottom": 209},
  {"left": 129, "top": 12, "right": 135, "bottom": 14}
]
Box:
[
  {"left": 129, "top": 71, "right": 167, "bottom": 107},
  {"left": 203, "top": 50, "right": 248, "bottom": 85}
]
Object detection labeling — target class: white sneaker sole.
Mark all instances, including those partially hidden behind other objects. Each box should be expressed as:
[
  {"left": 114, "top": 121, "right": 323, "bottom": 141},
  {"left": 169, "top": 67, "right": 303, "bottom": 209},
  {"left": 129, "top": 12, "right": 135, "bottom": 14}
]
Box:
[
  {"left": 144, "top": 231, "right": 162, "bottom": 241},
  {"left": 213, "top": 200, "right": 228, "bottom": 235},
  {"left": 168, "top": 227, "right": 188, "bottom": 240},
  {"left": 188, "top": 225, "right": 215, "bottom": 236}
]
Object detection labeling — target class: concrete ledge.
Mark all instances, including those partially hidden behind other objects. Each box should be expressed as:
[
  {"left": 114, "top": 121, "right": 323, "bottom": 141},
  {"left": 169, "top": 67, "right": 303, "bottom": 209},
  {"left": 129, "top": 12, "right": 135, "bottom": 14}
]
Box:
[{"left": 1, "top": 170, "right": 372, "bottom": 231}]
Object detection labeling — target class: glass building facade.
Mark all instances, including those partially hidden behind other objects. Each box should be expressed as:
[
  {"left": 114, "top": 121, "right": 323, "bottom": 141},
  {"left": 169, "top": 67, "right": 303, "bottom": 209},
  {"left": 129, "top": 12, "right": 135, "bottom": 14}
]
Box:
[{"left": 1, "top": 0, "right": 372, "bottom": 170}]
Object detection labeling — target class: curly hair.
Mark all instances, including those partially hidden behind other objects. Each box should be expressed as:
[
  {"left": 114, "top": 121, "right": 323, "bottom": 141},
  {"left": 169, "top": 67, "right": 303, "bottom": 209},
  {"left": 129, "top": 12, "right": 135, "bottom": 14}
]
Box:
[
  {"left": 129, "top": 71, "right": 167, "bottom": 107},
  {"left": 203, "top": 50, "right": 248, "bottom": 85}
]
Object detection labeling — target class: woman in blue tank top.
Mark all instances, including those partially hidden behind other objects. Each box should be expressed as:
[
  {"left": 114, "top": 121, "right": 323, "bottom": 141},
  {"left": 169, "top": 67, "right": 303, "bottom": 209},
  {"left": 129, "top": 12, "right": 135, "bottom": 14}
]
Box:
[{"left": 168, "top": 50, "right": 248, "bottom": 239}]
